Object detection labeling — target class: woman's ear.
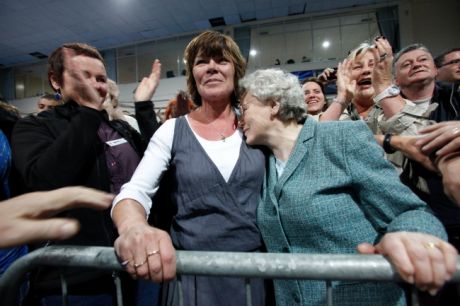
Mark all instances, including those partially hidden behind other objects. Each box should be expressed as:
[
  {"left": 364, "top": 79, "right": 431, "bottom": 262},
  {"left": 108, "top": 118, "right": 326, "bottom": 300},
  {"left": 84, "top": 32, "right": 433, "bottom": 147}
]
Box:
[{"left": 49, "top": 74, "right": 61, "bottom": 92}]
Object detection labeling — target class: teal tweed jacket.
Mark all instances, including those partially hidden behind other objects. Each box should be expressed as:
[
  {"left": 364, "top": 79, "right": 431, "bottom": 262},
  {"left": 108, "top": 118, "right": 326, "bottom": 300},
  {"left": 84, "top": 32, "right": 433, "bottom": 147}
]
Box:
[{"left": 257, "top": 118, "right": 447, "bottom": 306}]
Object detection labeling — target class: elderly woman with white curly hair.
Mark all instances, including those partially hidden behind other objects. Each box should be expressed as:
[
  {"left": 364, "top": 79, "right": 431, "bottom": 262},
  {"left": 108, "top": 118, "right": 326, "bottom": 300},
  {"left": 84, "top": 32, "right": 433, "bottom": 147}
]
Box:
[{"left": 238, "top": 68, "right": 458, "bottom": 306}]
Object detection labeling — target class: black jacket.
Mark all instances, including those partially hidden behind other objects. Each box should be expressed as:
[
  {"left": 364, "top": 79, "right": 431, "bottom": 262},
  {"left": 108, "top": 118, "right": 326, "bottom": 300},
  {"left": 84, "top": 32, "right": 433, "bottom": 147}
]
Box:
[
  {"left": 134, "top": 100, "right": 161, "bottom": 139},
  {"left": 429, "top": 82, "right": 460, "bottom": 122},
  {"left": 11, "top": 100, "right": 148, "bottom": 294},
  {"left": 401, "top": 82, "right": 460, "bottom": 228}
]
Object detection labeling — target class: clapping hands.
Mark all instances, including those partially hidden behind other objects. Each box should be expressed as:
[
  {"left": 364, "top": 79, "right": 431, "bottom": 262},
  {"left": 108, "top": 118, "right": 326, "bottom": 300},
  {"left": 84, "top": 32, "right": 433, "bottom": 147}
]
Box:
[{"left": 134, "top": 59, "right": 162, "bottom": 102}]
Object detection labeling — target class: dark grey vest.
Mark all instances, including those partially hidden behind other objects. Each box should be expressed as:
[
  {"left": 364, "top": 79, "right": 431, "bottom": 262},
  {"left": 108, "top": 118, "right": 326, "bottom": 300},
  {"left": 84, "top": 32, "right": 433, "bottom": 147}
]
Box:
[
  {"left": 159, "top": 116, "right": 270, "bottom": 306},
  {"left": 168, "top": 116, "right": 264, "bottom": 251}
]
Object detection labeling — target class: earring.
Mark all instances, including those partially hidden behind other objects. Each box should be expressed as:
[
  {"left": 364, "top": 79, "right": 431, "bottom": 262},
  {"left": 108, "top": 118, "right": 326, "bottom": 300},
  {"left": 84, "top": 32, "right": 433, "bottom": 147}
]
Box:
[{"left": 54, "top": 90, "right": 62, "bottom": 101}]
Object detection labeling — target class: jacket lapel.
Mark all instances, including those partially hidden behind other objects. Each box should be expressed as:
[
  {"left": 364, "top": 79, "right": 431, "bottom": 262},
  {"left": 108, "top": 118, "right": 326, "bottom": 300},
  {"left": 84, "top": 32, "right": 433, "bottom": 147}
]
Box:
[
  {"left": 266, "top": 154, "right": 279, "bottom": 205},
  {"left": 273, "top": 118, "right": 316, "bottom": 199}
]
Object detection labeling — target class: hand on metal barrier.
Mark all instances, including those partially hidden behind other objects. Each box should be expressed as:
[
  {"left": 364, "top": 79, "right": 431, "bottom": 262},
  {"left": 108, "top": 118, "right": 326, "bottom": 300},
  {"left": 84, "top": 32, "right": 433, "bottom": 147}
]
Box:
[
  {"left": 0, "top": 186, "right": 114, "bottom": 248},
  {"left": 113, "top": 200, "right": 176, "bottom": 283},
  {"left": 357, "top": 231, "right": 458, "bottom": 296}
]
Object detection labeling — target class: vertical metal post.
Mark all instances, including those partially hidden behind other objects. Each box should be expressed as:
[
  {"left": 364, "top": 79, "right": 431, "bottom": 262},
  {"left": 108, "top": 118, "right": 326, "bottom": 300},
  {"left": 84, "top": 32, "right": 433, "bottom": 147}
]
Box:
[
  {"left": 410, "top": 286, "right": 420, "bottom": 306},
  {"left": 59, "top": 273, "right": 68, "bottom": 306},
  {"left": 245, "top": 278, "right": 253, "bottom": 306},
  {"left": 177, "top": 276, "right": 184, "bottom": 306},
  {"left": 326, "top": 280, "right": 333, "bottom": 306},
  {"left": 113, "top": 271, "right": 124, "bottom": 306}
]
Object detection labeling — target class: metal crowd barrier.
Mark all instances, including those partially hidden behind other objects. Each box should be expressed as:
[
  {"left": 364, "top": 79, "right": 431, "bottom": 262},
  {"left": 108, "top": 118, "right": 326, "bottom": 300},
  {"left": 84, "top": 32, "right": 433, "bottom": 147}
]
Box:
[{"left": 1, "top": 246, "right": 459, "bottom": 306}]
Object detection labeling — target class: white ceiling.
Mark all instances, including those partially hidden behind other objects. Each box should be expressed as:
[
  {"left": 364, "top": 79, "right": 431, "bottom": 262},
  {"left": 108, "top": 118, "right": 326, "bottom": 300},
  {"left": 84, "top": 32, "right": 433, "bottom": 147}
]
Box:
[{"left": 0, "top": 0, "right": 390, "bottom": 67}]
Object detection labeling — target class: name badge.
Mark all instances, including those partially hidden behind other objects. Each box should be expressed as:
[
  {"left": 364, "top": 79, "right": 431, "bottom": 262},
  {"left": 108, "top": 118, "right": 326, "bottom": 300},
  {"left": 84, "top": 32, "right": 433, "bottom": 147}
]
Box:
[{"left": 106, "top": 138, "right": 127, "bottom": 147}]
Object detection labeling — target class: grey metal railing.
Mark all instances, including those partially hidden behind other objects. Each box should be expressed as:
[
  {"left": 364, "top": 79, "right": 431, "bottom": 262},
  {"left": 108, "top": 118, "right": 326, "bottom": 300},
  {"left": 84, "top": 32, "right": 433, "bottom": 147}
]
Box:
[{"left": 1, "top": 246, "right": 459, "bottom": 306}]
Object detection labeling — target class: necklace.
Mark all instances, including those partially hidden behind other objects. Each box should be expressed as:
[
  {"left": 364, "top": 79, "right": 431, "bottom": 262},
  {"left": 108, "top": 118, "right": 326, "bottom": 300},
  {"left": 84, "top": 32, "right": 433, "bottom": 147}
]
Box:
[
  {"left": 211, "top": 118, "right": 236, "bottom": 142},
  {"left": 195, "top": 107, "right": 237, "bottom": 141}
]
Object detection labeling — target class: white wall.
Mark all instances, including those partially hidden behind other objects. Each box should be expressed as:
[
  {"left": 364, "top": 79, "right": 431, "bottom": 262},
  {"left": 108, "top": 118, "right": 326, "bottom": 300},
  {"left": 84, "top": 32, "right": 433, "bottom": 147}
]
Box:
[{"left": 117, "top": 76, "right": 187, "bottom": 111}]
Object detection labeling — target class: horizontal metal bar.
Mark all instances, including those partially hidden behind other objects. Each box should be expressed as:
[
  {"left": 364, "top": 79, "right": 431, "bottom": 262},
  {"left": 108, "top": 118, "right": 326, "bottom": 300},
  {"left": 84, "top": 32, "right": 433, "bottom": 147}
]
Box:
[{"left": 1, "top": 246, "right": 460, "bottom": 304}]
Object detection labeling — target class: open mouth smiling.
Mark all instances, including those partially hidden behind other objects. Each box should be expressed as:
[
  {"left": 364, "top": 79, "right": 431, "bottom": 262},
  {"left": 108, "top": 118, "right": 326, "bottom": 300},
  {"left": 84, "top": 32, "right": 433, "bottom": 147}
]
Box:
[{"left": 357, "top": 78, "right": 372, "bottom": 86}]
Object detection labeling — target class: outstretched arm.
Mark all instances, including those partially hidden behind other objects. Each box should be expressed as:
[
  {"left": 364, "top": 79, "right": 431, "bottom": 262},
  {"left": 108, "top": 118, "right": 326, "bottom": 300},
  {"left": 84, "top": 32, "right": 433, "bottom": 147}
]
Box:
[
  {"left": 358, "top": 232, "right": 457, "bottom": 295},
  {"left": 0, "top": 187, "right": 113, "bottom": 248},
  {"left": 345, "top": 123, "right": 457, "bottom": 294}
]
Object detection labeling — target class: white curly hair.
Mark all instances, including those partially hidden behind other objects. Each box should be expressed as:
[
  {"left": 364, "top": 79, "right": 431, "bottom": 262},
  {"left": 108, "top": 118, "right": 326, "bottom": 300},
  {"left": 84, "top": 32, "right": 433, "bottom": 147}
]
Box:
[{"left": 239, "top": 69, "right": 306, "bottom": 122}]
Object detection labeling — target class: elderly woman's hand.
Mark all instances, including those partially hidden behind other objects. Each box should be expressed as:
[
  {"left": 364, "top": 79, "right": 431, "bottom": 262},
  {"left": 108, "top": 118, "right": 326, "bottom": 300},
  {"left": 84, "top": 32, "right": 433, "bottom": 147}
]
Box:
[
  {"left": 370, "top": 36, "right": 394, "bottom": 94},
  {"left": 134, "top": 59, "right": 161, "bottom": 102},
  {"left": 357, "top": 232, "right": 458, "bottom": 295},
  {"left": 335, "top": 58, "right": 355, "bottom": 104},
  {"left": 114, "top": 221, "right": 176, "bottom": 282}
]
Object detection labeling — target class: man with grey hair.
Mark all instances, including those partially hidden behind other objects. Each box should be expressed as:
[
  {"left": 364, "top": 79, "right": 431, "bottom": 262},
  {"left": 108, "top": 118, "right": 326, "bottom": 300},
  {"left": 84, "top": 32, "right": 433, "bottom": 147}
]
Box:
[
  {"left": 390, "top": 43, "right": 460, "bottom": 219},
  {"left": 392, "top": 44, "right": 459, "bottom": 122},
  {"left": 387, "top": 43, "right": 460, "bottom": 305}
]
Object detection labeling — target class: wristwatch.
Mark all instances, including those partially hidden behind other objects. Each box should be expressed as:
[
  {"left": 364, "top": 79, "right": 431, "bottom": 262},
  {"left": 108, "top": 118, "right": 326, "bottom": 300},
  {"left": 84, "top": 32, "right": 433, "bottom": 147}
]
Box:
[
  {"left": 383, "top": 134, "right": 396, "bottom": 154},
  {"left": 373, "top": 85, "right": 400, "bottom": 106}
]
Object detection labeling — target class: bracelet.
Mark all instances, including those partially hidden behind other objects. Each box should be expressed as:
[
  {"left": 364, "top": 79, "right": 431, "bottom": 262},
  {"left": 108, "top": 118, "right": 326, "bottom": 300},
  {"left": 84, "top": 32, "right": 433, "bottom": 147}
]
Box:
[
  {"left": 383, "top": 134, "right": 396, "bottom": 154},
  {"left": 332, "top": 97, "right": 349, "bottom": 107}
]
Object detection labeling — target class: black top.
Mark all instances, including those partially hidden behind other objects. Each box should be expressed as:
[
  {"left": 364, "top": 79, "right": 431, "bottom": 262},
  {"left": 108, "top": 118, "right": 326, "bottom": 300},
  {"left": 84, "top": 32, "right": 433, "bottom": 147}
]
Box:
[{"left": 11, "top": 100, "right": 148, "bottom": 294}]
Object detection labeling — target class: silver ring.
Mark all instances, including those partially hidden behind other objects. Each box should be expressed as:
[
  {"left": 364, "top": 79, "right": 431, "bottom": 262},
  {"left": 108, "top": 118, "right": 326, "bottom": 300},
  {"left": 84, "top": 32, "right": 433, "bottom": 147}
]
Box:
[
  {"left": 379, "top": 53, "right": 387, "bottom": 62},
  {"left": 121, "top": 260, "right": 130, "bottom": 267},
  {"left": 134, "top": 259, "right": 147, "bottom": 268},
  {"left": 147, "top": 249, "right": 160, "bottom": 257}
]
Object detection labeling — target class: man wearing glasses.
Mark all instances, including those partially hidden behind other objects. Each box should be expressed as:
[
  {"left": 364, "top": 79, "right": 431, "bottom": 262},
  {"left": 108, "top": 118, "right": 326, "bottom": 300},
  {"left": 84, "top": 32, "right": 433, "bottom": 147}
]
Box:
[{"left": 435, "top": 48, "right": 460, "bottom": 83}]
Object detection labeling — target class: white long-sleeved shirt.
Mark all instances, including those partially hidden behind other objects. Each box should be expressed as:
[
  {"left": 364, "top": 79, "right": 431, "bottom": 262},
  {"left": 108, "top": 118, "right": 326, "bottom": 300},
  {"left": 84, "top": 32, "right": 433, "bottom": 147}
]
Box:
[{"left": 112, "top": 116, "right": 242, "bottom": 216}]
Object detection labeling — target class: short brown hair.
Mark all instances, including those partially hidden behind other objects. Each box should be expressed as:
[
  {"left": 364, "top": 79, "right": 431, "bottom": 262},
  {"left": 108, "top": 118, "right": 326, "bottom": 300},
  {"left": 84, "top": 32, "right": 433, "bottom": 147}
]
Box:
[
  {"left": 302, "top": 77, "right": 326, "bottom": 97},
  {"left": 434, "top": 48, "right": 460, "bottom": 68},
  {"left": 47, "top": 43, "right": 105, "bottom": 91},
  {"left": 184, "top": 31, "right": 246, "bottom": 106}
]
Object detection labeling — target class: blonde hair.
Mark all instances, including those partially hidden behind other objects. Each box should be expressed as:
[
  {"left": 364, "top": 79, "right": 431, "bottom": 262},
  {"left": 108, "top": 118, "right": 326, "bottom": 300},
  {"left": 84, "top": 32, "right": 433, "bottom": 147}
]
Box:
[
  {"left": 347, "top": 42, "right": 374, "bottom": 61},
  {"left": 103, "top": 79, "right": 124, "bottom": 121}
]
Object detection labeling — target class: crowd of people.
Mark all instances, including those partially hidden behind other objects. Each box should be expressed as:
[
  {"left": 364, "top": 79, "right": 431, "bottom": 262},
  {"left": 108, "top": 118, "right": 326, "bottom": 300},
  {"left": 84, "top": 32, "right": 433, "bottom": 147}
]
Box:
[{"left": 0, "top": 30, "right": 459, "bottom": 306}]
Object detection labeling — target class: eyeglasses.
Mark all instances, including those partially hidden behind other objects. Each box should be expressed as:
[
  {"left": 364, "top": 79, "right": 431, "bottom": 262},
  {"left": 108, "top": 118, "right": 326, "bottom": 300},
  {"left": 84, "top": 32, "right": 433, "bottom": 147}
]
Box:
[
  {"left": 237, "top": 103, "right": 248, "bottom": 117},
  {"left": 440, "top": 58, "right": 460, "bottom": 67}
]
